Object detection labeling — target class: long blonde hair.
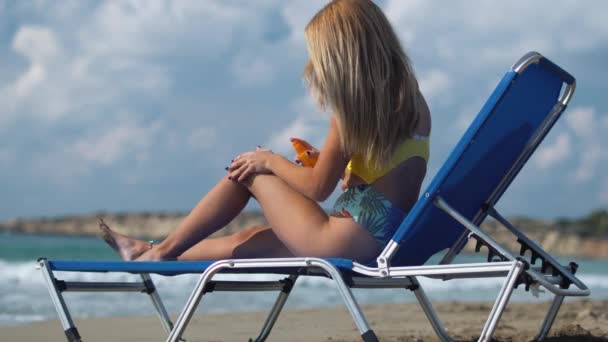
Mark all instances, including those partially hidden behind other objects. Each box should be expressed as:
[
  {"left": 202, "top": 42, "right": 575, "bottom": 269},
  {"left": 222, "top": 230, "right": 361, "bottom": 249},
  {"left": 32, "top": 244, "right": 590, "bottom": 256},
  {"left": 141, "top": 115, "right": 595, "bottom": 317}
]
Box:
[{"left": 304, "top": 0, "right": 419, "bottom": 170}]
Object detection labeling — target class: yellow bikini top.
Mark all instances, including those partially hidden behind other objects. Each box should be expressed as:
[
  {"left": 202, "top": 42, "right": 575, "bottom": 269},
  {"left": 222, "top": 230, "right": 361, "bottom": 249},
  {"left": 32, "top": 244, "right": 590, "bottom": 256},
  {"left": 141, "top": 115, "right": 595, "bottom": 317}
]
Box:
[{"left": 346, "top": 134, "right": 430, "bottom": 184}]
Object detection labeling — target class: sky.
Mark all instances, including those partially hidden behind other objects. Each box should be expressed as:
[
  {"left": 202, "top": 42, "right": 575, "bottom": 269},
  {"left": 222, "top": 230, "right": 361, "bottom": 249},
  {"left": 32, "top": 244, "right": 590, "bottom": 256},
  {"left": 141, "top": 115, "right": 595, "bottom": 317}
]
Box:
[{"left": 0, "top": 0, "right": 607, "bottom": 221}]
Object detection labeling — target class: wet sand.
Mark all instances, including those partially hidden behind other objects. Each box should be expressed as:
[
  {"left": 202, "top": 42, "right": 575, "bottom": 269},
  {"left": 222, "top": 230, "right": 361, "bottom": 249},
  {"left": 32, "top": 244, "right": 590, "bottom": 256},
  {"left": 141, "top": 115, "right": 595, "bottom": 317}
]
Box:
[{"left": 2, "top": 300, "right": 607, "bottom": 341}]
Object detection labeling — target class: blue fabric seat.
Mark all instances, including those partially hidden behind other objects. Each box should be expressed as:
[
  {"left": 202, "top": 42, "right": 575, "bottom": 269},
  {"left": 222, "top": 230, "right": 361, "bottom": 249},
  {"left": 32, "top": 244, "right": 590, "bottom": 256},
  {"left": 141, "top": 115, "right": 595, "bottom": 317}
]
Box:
[{"left": 47, "top": 258, "right": 355, "bottom": 277}]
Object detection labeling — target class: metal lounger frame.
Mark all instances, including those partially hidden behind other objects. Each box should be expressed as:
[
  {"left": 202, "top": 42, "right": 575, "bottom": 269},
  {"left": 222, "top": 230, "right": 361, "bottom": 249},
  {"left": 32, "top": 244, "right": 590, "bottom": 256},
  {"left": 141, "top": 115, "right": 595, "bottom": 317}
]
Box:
[
  {"left": 38, "top": 52, "right": 590, "bottom": 342},
  {"left": 39, "top": 257, "right": 527, "bottom": 342}
]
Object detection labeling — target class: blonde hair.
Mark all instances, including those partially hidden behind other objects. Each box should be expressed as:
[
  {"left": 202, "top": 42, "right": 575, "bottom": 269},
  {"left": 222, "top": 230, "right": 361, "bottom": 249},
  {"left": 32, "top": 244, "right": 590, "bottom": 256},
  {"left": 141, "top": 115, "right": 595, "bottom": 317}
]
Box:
[{"left": 304, "top": 0, "right": 419, "bottom": 170}]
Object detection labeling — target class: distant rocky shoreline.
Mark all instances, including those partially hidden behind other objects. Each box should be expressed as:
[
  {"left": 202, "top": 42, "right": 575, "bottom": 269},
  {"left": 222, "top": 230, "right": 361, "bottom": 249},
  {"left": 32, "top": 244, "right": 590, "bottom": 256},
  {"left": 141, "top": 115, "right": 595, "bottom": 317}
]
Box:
[{"left": 1, "top": 211, "right": 607, "bottom": 259}]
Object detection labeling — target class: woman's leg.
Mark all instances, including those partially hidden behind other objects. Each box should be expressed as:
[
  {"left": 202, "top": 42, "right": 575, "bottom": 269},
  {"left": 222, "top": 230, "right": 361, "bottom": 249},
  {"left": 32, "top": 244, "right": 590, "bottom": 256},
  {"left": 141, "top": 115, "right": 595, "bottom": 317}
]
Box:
[
  {"left": 172, "top": 173, "right": 379, "bottom": 262},
  {"left": 241, "top": 174, "right": 380, "bottom": 262},
  {"left": 151, "top": 178, "right": 252, "bottom": 258},
  {"left": 177, "top": 225, "right": 293, "bottom": 260},
  {"left": 101, "top": 177, "right": 253, "bottom": 260},
  {"left": 102, "top": 174, "right": 378, "bottom": 263}
]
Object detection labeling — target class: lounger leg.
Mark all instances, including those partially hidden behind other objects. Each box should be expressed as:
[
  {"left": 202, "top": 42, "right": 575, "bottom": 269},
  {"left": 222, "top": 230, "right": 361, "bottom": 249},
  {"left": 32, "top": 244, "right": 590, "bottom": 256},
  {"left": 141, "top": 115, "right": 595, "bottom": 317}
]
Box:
[
  {"left": 479, "top": 261, "right": 524, "bottom": 342},
  {"left": 37, "top": 259, "right": 81, "bottom": 342},
  {"left": 168, "top": 259, "right": 378, "bottom": 342},
  {"left": 141, "top": 274, "right": 175, "bottom": 335},
  {"left": 317, "top": 266, "right": 378, "bottom": 341},
  {"left": 534, "top": 295, "right": 564, "bottom": 341},
  {"left": 410, "top": 277, "right": 454, "bottom": 342},
  {"left": 167, "top": 262, "right": 228, "bottom": 342},
  {"left": 249, "top": 275, "right": 298, "bottom": 342}
]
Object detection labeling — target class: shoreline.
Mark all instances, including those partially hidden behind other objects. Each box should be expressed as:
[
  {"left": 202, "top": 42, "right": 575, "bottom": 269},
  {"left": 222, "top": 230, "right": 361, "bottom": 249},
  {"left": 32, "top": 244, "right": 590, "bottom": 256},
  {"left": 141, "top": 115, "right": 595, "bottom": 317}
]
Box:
[
  {"left": 2, "top": 211, "right": 608, "bottom": 259},
  {"left": 2, "top": 300, "right": 607, "bottom": 341}
]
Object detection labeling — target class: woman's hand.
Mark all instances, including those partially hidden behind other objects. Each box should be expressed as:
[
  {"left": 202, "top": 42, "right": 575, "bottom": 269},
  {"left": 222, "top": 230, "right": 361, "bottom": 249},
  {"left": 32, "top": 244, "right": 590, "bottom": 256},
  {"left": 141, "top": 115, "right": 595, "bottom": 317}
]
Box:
[{"left": 228, "top": 147, "right": 274, "bottom": 182}]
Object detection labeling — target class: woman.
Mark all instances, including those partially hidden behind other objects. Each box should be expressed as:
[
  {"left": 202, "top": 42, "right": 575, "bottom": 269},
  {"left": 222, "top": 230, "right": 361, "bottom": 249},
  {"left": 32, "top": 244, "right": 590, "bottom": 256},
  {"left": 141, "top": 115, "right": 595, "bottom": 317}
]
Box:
[{"left": 100, "top": 0, "right": 431, "bottom": 264}]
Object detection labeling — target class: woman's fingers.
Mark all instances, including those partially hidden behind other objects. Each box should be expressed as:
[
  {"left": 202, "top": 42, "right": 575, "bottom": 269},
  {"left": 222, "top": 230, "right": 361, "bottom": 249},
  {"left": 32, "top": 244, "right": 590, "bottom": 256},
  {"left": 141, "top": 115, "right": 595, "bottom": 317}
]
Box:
[
  {"left": 229, "top": 151, "right": 255, "bottom": 171},
  {"left": 230, "top": 161, "right": 252, "bottom": 182},
  {"left": 228, "top": 158, "right": 245, "bottom": 171},
  {"left": 237, "top": 164, "right": 255, "bottom": 182},
  {"left": 228, "top": 159, "right": 252, "bottom": 182}
]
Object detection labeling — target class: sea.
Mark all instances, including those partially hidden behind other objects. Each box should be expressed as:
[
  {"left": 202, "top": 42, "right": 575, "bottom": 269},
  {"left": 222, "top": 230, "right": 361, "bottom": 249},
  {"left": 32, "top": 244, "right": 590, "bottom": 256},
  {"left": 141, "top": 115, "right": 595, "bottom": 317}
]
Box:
[{"left": 1, "top": 232, "right": 607, "bottom": 327}]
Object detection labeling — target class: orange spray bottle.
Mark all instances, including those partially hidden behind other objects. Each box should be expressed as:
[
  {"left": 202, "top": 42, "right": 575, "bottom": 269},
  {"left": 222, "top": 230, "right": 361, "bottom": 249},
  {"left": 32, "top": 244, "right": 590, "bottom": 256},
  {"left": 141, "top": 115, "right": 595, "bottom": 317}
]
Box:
[{"left": 290, "top": 138, "right": 318, "bottom": 167}]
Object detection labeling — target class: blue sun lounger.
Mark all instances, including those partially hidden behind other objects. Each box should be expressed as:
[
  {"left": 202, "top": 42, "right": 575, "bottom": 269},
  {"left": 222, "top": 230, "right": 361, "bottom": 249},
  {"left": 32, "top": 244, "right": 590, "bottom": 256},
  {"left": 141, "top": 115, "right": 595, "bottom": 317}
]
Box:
[{"left": 38, "top": 52, "right": 590, "bottom": 342}]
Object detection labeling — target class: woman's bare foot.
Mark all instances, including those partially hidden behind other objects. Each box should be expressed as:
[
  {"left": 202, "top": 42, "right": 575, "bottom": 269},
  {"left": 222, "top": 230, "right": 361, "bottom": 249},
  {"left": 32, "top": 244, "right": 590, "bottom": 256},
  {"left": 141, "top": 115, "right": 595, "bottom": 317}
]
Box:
[
  {"left": 134, "top": 247, "right": 176, "bottom": 261},
  {"left": 98, "top": 218, "right": 152, "bottom": 261}
]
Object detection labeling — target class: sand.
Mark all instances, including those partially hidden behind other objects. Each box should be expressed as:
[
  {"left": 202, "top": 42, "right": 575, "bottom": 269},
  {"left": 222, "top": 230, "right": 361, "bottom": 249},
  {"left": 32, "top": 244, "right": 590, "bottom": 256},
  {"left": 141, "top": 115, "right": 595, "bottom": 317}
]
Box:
[{"left": 2, "top": 300, "right": 607, "bottom": 341}]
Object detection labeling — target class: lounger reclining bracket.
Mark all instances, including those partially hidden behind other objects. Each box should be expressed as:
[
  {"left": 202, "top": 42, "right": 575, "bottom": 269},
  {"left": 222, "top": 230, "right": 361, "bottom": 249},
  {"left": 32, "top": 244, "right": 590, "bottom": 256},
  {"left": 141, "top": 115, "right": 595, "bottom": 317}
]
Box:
[
  {"left": 487, "top": 207, "right": 582, "bottom": 290},
  {"left": 469, "top": 232, "right": 510, "bottom": 263}
]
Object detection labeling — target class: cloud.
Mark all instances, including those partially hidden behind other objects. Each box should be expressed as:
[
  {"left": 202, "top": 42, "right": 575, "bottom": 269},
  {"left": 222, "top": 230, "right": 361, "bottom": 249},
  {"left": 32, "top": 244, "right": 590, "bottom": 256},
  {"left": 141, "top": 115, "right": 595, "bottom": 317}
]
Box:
[
  {"left": 558, "top": 106, "right": 608, "bottom": 184},
  {"left": 418, "top": 69, "right": 450, "bottom": 100},
  {"left": 12, "top": 25, "right": 61, "bottom": 64},
  {"left": 566, "top": 107, "right": 595, "bottom": 138},
  {"left": 1, "top": 1, "right": 608, "bottom": 219},
  {"left": 266, "top": 96, "right": 327, "bottom": 156},
  {"left": 0, "top": 26, "right": 61, "bottom": 120},
  {"left": 71, "top": 119, "right": 161, "bottom": 166},
  {"left": 535, "top": 133, "right": 571, "bottom": 169},
  {"left": 231, "top": 53, "right": 276, "bottom": 87},
  {"left": 383, "top": 0, "right": 608, "bottom": 70},
  {"left": 573, "top": 144, "right": 602, "bottom": 182},
  {"left": 187, "top": 126, "right": 217, "bottom": 151},
  {"left": 26, "top": 117, "right": 162, "bottom": 183}
]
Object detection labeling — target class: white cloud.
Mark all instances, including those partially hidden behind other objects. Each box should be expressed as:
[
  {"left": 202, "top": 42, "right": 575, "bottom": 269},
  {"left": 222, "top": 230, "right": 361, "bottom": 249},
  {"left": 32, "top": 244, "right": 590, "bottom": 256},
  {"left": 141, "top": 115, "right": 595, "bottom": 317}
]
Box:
[
  {"left": 266, "top": 96, "right": 327, "bottom": 155},
  {"left": 280, "top": 0, "right": 328, "bottom": 46},
  {"left": 572, "top": 143, "right": 603, "bottom": 183},
  {"left": 232, "top": 54, "right": 276, "bottom": 87},
  {"left": 267, "top": 115, "right": 317, "bottom": 156},
  {"left": 188, "top": 126, "right": 217, "bottom": 151},
  {"left": 72, "top": 119, "right": 161, "bottom": 166},
  {"left": 566, "top": 107, "right": 595, "bottom": 138},
  {"left": 12, "top": 26, "right": 61, "bottom": 64},
  {"left": 29, "top": 117, "right": 163, "bottom": 183},
  {"left": 1, "top": 26, "right": 61, "bottom": 116},
  {"left": 559, "top": 106, "right": 608, "bottom": 184},
  {"left": 383, "top": 1, "right": 608, "bottom": 68},
  {"left": 13, "top": 63, "right": 46, "bottom": 98},
  {"left": 418, "top": 69, "right": 450, "bottom": 100},
  {"left": 1, "top": 1, "right": 607, "bottom": 219},
  {"left": 535, "top": 133, "right": 571, "bottom": 169}
]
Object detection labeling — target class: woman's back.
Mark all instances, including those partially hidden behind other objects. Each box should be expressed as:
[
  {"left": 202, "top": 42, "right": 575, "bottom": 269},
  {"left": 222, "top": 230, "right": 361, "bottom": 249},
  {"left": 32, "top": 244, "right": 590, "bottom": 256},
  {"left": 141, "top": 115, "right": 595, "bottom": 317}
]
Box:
[{"left": 372, "top": 91, "right": 432, "bottom": 213}]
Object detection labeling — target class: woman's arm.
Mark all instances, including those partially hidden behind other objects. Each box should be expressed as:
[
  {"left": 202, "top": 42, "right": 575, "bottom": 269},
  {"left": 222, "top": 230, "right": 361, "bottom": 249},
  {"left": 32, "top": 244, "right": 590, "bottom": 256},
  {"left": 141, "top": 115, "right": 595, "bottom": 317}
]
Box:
[
  {"left": 229, "top": 116, "right": 349, "bottom": 201},
  {"left": 270, "top": 116, "right": 348, "bottom": 201}
]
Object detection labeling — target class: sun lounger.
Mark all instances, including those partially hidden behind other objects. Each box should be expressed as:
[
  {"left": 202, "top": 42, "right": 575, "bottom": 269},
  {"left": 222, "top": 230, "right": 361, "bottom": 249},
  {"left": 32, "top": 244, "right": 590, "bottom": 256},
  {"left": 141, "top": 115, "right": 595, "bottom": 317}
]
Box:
[{"left": 38, "top": 52, "right": 590, "bottom": 342}]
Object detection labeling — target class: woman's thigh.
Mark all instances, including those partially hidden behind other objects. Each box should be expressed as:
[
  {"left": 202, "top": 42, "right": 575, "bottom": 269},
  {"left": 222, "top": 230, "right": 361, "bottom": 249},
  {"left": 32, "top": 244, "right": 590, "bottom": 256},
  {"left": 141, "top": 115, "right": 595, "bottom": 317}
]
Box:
[
  {"left": 177, "top": 225, "right": 294, "bottom": 260},
  {"left": 245, "top": 174, "right": 380, "bottom": 263}
]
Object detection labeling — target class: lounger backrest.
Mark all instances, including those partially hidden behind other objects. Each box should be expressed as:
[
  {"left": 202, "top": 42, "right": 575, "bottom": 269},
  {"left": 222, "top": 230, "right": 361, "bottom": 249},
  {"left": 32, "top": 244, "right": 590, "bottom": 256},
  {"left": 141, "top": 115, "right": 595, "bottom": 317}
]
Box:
[{"left": 388, "top": 52, "right": 574, "bottom": 267}]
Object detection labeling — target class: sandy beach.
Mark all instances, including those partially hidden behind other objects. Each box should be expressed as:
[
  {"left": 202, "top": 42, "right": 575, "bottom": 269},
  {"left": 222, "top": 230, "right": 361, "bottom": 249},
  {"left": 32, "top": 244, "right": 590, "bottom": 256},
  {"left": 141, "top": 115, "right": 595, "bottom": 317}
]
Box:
[{"left": 3, "top": 299, "right": 606, "bottom": 341}]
